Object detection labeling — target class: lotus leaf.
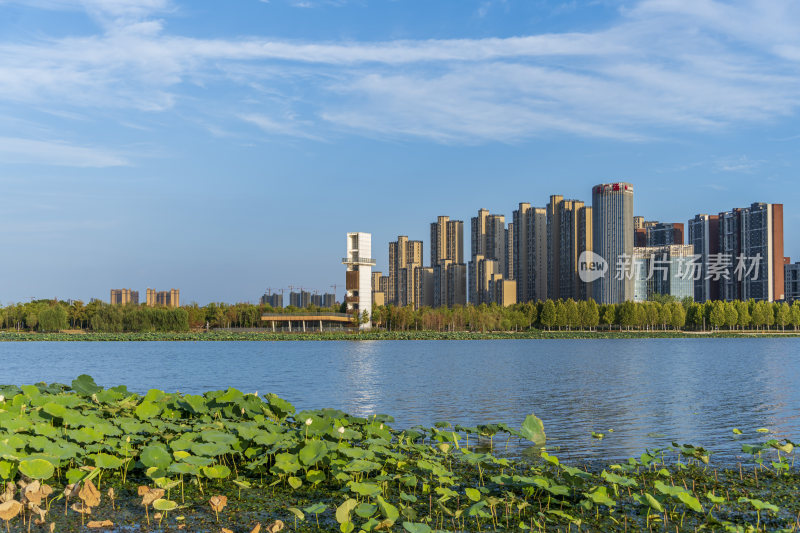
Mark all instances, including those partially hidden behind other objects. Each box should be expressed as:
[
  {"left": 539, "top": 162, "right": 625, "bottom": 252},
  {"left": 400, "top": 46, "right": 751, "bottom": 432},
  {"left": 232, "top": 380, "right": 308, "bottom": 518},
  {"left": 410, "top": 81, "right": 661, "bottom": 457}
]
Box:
[
  {"left": 71, "top": 375, "right": 102, "bottom": 396},
  {"left": 140, "top": 445, "right": 172, "bottom": 470},
  {"left": 202, "top": 465, "right": 231, "bottom": 479},
  {"left": 153, "top": 498, "right": 178, "bottom": 511},
  {"left": 18, "top": 458, "right": 54, "bottom": 480}
]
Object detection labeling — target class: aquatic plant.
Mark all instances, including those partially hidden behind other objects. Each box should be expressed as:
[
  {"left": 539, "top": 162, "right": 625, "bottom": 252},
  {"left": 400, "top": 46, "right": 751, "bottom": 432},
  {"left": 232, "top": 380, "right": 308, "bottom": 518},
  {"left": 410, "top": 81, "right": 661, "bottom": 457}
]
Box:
[{"left": 0, "top": 376, "right": 798, "bottom": 531}]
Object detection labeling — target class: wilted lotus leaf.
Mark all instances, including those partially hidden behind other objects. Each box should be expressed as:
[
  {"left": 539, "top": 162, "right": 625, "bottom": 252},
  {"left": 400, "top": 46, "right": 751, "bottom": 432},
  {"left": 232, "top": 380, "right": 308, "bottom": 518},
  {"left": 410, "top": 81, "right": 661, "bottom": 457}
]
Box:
[
  {"left": 0, "top": 500, "right": 23, "bottom": 521},
  {"left": 64, "top": 483, "right": 79, "bottom": 498},
  {"left": 137, "top": 486, "right": 150, "bottom": 496},
  {"left": 142, "top": 488, "right": 165, "bottom": 507},
  {"left": 221, "top": 529, "right": 233, "bottom": 533},
  {"left": 153, "top": 512, "right": 162, "bottom": 521},
  {"left": 107, "top": 487, "right": 115, "bottom": 500},
  {"left": 49, "top": 523, "right": 55, "bottom": 533},
  {"left": 71, "top": 502, "right": 92, "bottom": 515},
  {"left": 86, "top": 519, "right": 114, "bottom": 528},
  {"left": 40, "top": 484, "right": 53, "bottom": 498},
  {"left": 79, "top": 480, "right": 101, "bottom": 508},
  {"left": 30, "top": 504, "right": 46, "bottom": 522},
  {"left": 209, "top": 495, "right": 228, "bottom": 513},
  {"left": 250, "top": 523, "right": 261, "bottom": 533},
  {"left": 267, "top": 520, "right": 285, "bottom": 532},
  {"left": 0, "top": 483, "right": 14, "bottom": 503}
]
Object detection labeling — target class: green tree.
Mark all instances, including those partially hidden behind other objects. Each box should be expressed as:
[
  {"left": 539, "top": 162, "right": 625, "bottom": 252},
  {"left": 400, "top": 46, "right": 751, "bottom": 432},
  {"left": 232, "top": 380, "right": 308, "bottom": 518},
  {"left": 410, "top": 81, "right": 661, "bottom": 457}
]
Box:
[
  {"left": 669, "top": 302, "right": 686, "bottom": 330},
  {"left": 38, "top": 305, "right": 68, "bottom": 332},
  {"left": 601, "top": 304, "right": 616, "bottom": 329},
  {"left": 724, "top": 302, "right": 738, "bottom": 330},
  {"left": 735, "top": 300, "right": 751, "bottom": 330},
  {"left": 776, "top": 302, "right": 790, "bottom": 332},
  {"left": 585, "top": 299, "right": 600, "bottom": 330},
  {"left": 540, "top": 300, "right": 556, "bottom": 330},
  {"left": 709, "top": 301, "right": 726, "bottom": 330}
]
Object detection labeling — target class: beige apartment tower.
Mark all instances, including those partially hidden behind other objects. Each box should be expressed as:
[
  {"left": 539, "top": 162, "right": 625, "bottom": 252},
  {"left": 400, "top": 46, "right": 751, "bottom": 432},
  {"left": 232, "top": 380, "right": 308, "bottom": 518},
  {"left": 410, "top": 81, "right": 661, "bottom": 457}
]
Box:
[
  {"left": 513, "top": 203, "right": 547, "bottom": 303},
  {"left": 110, "top": 289, "right": 139, "bottom": 305},
  {"left": 146, "top": 288, "right": 180, "bottom": 307}
]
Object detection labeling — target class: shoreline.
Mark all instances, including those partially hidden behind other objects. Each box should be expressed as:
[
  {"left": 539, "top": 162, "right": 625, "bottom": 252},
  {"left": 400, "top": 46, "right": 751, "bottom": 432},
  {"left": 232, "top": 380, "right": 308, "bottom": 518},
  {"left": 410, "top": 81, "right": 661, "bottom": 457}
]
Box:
[{"left": 1, "top": 329, "right": 799, "bottom": 341}]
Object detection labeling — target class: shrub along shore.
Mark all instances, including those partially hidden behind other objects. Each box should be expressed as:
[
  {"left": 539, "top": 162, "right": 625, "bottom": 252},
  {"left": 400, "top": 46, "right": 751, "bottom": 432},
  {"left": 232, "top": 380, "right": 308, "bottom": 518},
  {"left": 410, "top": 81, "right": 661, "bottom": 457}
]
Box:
[
  {"left": 1, "top": 329, "right": 800, "bottom": 341},
  {"left": 0, "top": 377, "right": 797, "bottom": 532}
]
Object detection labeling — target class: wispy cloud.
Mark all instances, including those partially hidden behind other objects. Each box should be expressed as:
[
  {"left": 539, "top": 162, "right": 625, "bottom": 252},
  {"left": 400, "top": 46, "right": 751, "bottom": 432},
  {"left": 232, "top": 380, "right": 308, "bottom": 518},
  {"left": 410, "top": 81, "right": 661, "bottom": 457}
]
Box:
[
  {"left": 1, "top": 0, "right": 800, "bottom": 144},
  {"left": 0, "top": 137, "right": 129, "bottom": 167}
]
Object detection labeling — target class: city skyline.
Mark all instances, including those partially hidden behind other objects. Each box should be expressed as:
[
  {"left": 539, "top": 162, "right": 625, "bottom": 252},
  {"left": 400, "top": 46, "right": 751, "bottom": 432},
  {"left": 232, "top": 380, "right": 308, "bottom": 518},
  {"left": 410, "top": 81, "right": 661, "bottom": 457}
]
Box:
[{"left": 2, "top": 0, "right": 800, "bottom": 304}]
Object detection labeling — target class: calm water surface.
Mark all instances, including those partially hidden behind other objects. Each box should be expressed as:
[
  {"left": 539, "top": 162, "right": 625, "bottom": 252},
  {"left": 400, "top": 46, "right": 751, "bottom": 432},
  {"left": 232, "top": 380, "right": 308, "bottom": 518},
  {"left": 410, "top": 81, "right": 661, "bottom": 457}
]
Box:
[{"left": 1, "top": 339, "right": 798, "bottom": 463}]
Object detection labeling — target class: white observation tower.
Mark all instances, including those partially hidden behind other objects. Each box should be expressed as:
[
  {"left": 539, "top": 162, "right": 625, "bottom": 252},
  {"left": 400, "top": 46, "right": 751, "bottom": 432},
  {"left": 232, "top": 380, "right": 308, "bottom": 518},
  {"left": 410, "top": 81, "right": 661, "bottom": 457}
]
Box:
[{"left": 342, "top": 232, "right": 376, "bottom": 330}]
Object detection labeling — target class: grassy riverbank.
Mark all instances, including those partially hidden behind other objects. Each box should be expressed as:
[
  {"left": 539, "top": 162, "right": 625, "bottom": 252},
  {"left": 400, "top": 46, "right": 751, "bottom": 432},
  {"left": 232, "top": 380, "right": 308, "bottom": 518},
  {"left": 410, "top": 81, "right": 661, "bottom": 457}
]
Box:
[
  {"left": 1, "top": 329, "right": 799, "bottom": 341},
  {"left": 0, "top": 377, "right": 797, "bottom": 532}
]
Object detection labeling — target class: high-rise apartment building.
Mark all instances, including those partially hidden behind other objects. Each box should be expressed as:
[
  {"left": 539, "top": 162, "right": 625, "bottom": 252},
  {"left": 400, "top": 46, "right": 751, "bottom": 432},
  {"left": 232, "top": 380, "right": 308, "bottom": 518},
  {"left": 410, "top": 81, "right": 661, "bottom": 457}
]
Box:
[
  {"left": 592, "top": 182, "right": 634, "bottom": 304},
  {"left": 547, "top": 196, "right": 593, "bottom": 301},
  {"left": 260, "top": 292, "right": 283, "bottom": 308},
  {"left": 388, "top": 236, "right": 423, "bottom": 307},
  {"left": 716, "top": 203, "right": 784, "bottom": 302},
  {"left": 430, "top": 216, "right": 464, "bottom": 265},
  {"left": 632, "top": 245, "right": 695, "bottom": 302},
  {"left": 289, "top": 291, "right": 311, "bottom": 308},
  {"left": 647, "top": 223, "right": 684, "bottom": 246},
  {"left": 110, "top": 289, "right": 139, "bottom": 305},
  {"left": 513, "top": 203, "right": 547, "bottom": 303},
  {"left": 687, "top": 214, "right": 720, "bottom": 302},
  {"left": 343, "top": 232, "right": 376, "bottom": 329},
  {"left": 469, "top": 209, "right": 506, "bottom": 303},
  {"left": 786, "top": 262, "right": 800, "bottom": 302},
  {"left": 505, "top": 223, "right": 514, "bottom": 280},
  {"left": 430, "top": 216, "right": 467, "bottom": 308},
  {"left": 146, "top": 288, "right": 180, "bottom": 307},
  {"left": 310, "top": 293, "right": 336, "bottom": 308}
]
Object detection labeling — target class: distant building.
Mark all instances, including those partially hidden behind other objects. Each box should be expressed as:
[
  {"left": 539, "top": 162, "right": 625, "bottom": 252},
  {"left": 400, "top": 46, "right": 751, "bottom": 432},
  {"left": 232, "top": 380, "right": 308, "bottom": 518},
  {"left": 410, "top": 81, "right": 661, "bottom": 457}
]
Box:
[
  {"left": 388, "top": 236, "right": 423, "bottom": 307},
  {"left": 647, "top": 222, "right": 684, "bottom": 246},
  {"left": 717, "top": 203, "right": 784, "bottom": 302},
  {"left": 146, "top": 288, "right": 180, "bottom": 307},
  {"left": 469, "top": 209, "right": 506, "bottom": 303},
  {"left": 592, "top": 182, "right": 634, "bottom": 304},
  {"left": 786, "top": 261, "right": 800, "bottom": 302},
  {"left": 546, "top": 195, "right": 592, "bottom": 301},
  {"left": 687, "top": 214, "right": 720, "bottom": 302},
  {"left": 489, "top": 274, "right": 517, "bottom": 307},
  {"left": 110, "top": 288, "right": 139, "bottom": 305},
  {"left": 309, "top": 293, "right": 336, "bottom": 308},
  {"left": 289, "top": 291, "right": 311, "bottom": 308},
  {"left": 260, "top": 292, "right": 283, "bottom": 308},
  {"left": 632, "top": 245, "right": 695, "bottom": 302},
  {"left": 430, "top": 216, "right": 467, "bottom": 308},
  {"left": 343, "top": 232, "right": 376, "bottom": 329},
  {"left": 513, "top": 203, "right": 547, "bottom": 303}
]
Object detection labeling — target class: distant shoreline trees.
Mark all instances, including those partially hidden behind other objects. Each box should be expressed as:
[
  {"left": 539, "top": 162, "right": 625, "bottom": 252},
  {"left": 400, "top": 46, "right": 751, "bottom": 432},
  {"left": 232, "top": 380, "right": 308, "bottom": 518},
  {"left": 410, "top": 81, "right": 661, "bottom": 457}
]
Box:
[{"left": 1, "top": 297, "right": 798, "bottom": 333}]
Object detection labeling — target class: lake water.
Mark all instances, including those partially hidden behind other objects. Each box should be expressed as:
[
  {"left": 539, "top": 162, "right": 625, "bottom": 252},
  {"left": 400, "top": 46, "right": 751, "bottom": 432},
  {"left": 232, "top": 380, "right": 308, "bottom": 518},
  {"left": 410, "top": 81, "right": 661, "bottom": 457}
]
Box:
[{"left": 1, "top": 339, "right": 798, "bottom": 464}]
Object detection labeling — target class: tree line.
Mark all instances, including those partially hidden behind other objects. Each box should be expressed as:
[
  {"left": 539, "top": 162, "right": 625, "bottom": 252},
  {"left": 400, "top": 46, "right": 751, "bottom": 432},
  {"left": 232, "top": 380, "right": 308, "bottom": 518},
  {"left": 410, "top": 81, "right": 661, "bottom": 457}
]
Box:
[
  {"left": 371, "top": 297, "right": 800, "bottom": 332},
  {"left": 0, "top": 300, "right": 339, "bottom": 333},
  {"left": 2, "top": 297, "right": 798, "bottom": 333}
]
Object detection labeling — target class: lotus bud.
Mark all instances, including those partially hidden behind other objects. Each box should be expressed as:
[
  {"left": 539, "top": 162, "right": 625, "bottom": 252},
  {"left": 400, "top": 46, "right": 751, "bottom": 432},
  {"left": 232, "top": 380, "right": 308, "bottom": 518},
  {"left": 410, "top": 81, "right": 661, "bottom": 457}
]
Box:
[
  {"left": 305, "top": 418, "right": 312, "bottom": 426},
  {"left": 380, "top": 424, "right": 384, "bottom": 430},
  {"left": 337, "top": 426, "right": 345, "bottom": 434},
  {"left": 0, "top": 395, "right": 4, "bottom": 402}
]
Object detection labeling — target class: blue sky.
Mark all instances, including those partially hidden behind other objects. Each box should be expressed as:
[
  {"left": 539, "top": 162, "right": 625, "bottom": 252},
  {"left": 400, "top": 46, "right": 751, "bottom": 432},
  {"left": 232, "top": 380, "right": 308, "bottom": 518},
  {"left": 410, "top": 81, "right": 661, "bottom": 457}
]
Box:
[{"left": 1, "top": 0, "right": 799, "bottom": 304}]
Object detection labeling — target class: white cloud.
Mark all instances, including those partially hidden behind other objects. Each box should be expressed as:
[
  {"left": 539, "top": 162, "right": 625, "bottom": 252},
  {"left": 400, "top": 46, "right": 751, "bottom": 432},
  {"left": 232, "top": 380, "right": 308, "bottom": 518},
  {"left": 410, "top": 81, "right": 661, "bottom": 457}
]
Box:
[
  {"left": 0, "top": 137, "right": 129, "bottom": 167},
  {"left": 1, "top": 0, "right": 800, "bottom": 144}
]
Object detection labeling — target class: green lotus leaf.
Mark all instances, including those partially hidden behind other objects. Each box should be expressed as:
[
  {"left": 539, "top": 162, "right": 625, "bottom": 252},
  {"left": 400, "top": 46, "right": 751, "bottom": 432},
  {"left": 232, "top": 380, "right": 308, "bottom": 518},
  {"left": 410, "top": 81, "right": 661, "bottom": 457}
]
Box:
[
  {"left": 93, "top": 453, "right": 125, "bottom": 469},
  {"left": 18, "top": 458, "right": 55, "bottom": 480},
  {"left": 519, "top": 413, "right": 546, "bottom": 446},
  {"left": 140, "top": 444, "right": 172, "bottom": 470},
  {"left": 202, "top": 465, "right": 231, "bottom": 479},
  {"left": 153, "top": 499, "right": 178, "bottom": 512},
  {"left": 71, "top": 375, "right": 102, "bottom": 396},
  {"left": 135, "top": 401, "right": 162, "bottom": 420},
  {"left": 299, "top": 440, "right": 328, "bottom": 466}
]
